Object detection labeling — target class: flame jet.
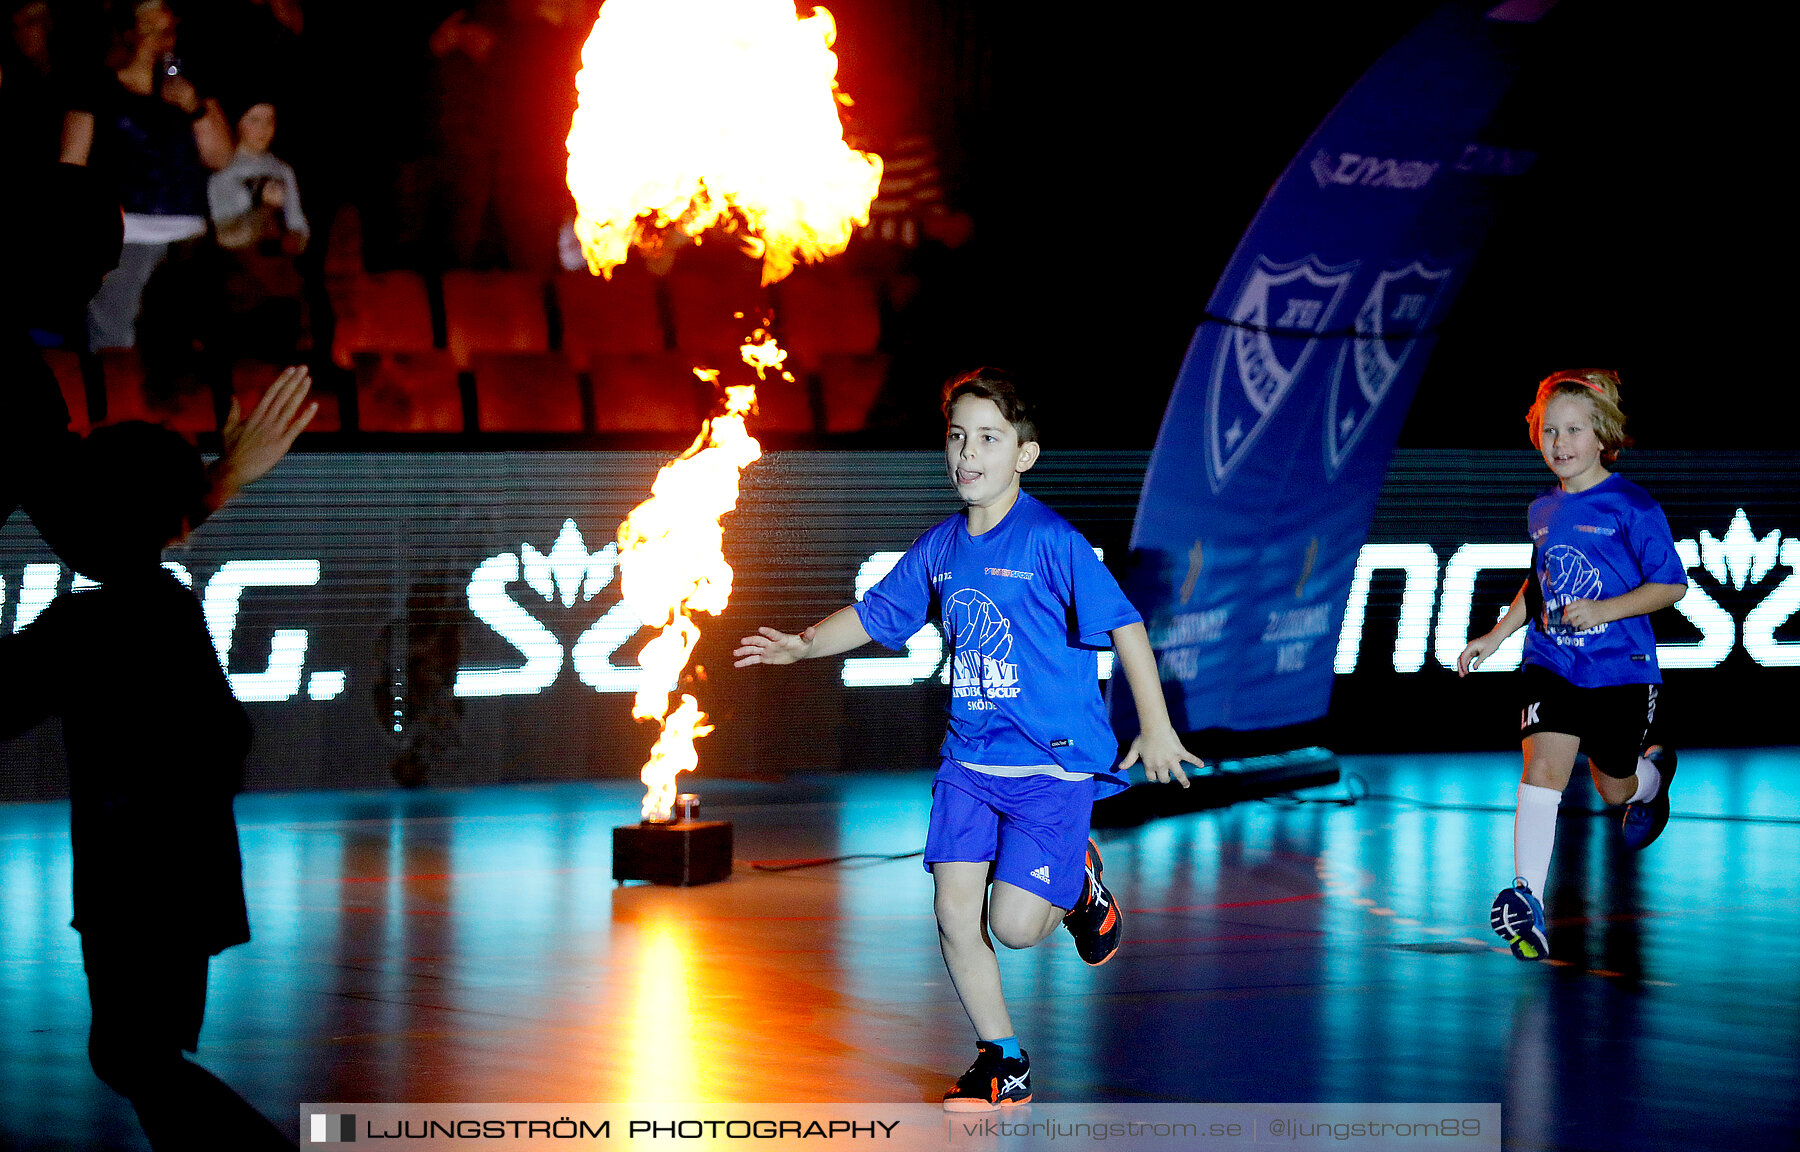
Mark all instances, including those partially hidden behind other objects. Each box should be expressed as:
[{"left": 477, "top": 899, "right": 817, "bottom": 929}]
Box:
[{"left": 566, "top": 0, "right": 879, "bottom": 819}]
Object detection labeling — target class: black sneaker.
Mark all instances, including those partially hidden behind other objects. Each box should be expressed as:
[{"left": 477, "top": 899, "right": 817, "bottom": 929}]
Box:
[
  {"left": 1622, "top": 746, "right": 1677, "bottom": 850},
  {"left": 1061, "top": 838, "right": 1122, "bottom": 966},
  {"left": 942, "top": 1041, "right": 1031, "bottom": 1111}
]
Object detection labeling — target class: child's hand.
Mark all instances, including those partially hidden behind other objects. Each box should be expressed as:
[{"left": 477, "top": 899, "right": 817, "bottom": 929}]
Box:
[
  {"left": 208, "top": 365, "right": 317, "bottom": 509},
  {"left": 1457, "top": 633, "right": 1501, "bottom": 677},
  {"left": 1119, "top": 727, "right": 1202, "bottom": 788},
  {"left": 733, "top": 626, "right": 813, "bottom": 667},
  {"left": 1560, "top": 598, "right": 1608, "bottom": 631}
]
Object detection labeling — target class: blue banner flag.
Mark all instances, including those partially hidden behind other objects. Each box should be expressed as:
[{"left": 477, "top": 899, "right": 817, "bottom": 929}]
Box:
[{"left": 1113, "top": 0, "right": 1555, "bottom": 735}]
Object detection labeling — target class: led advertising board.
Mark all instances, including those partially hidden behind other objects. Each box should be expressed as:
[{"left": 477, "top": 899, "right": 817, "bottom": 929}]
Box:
[{"left": 2, "top": 451, "right": 1793, "bottom": 800}]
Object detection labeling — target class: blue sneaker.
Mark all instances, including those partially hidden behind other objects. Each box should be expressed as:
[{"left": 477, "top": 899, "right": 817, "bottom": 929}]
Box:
[
  {"left": 1622, "top": 746, "right": 1677, "bottom": 850},
  {"left": 1490, "top": 878, "right": 1549, "bottom": 961}
]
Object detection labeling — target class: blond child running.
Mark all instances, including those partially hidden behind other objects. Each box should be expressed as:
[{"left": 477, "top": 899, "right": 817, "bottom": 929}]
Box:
[{"left": 1458, "top": 369, "right": 1687, "bottom": 961}]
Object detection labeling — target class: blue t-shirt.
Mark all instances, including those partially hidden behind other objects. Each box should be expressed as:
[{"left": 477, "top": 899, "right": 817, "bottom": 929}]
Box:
[
  {"left": 1522, "top": 473, "right": 1687, "bottom": 687},
  {"left": 855, "top": 491, "right": 1142, "bottom": 793}
]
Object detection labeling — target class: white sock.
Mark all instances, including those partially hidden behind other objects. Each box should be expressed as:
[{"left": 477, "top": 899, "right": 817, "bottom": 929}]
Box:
[
  {"left": 1514, "top": 783, "right": 1562, "bottom": 898},
  {"left": 1627, "top": 758, "right": 1661, "bottom": 805}
]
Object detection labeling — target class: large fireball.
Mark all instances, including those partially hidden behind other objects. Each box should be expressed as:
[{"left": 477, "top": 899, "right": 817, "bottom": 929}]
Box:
[{"left": 566, "top": 0, "right": 883, "bottom": 286}]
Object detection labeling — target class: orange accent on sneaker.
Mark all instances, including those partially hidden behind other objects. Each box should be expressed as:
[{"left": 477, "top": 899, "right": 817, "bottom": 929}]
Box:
[{"left": 1097, "top": 904, "right": 1117, "bottom": 934}]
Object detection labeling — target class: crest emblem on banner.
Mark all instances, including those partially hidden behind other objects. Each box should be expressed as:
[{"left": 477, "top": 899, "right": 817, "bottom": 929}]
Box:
[
  {"left": 1207, "top": 255, "right": 1355, "bottom": 491},
  {"left": 1325, "top": 261, "right": 1452, "bottom": 476}
]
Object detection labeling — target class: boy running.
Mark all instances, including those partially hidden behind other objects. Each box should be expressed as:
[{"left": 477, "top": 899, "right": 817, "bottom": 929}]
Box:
[{"left": 735, "top": 367, "right": 1201, "bottom": 1109}]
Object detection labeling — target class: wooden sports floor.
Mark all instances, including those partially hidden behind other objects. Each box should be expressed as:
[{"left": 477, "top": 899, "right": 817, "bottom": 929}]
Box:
[{"left": 2, "top": 750, "right": 1796, "bottom": 1151}]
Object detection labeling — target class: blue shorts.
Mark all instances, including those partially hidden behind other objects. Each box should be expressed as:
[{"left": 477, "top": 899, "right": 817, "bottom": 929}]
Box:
[{"left": 924, "top": 759, "right": 1093, "bottom": 911}]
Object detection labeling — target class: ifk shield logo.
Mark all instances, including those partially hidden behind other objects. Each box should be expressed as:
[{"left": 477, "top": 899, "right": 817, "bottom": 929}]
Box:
[
  {"left": 1207, "top": 255, "right": 1356, "bottom": 491},
  {"left": 1325, "top": 260, "right": 1452, "bottom": 476}
]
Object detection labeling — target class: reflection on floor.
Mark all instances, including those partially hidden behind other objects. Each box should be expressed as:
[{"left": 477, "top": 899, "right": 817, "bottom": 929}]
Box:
[{"left": 2, "top": 750, "right": 1796, "bottom": 1151}]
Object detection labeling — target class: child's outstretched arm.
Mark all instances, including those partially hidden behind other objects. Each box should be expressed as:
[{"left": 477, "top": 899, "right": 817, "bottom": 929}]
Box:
[
  {"left": 1457, "top": 582, "right": 1530, "bottom": 676},
  {"left": 1112, "top": 621, "right": 1202, "bottom": 788},
  {"left": 202, "top": 365, "right": 318, "bottom": 515},
  {"left": 733, "top": 605, "right": 872, "bottom": 667},
  {"left": 1558, "top": 582, "right": 1685, "bottom": 632}
]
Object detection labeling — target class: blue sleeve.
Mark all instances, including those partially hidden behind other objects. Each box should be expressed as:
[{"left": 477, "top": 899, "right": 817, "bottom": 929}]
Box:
[
  {"left": 854, "top": 533, "right": 936, "bottom": 650},
  {"left": 1063, "top": 533, "right": 1142, "bottom": 647},
  {"left": 1627, "top": 501, "right": 1687, "bottom": 587}
]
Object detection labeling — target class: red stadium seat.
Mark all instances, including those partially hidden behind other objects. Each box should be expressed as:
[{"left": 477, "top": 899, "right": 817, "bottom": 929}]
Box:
[
  {"left": 665, "top": 256, "right": 770, "bottom": 363},
  {"left": 95, "top": 348, "right": 151, "bottom": 424},
  {"left": 321, "top": 204, "right": 365, "bottom": 280},
  {"left": 588, "top": 353, "right": 704, "bottom": 434},
  {"left": 97, "top": 348, "right": 216, "bottom": 433},
  {"left": 470, "top": 352, "right": 584, "bottom": 433},
  {"left": 353, "top": 350, "right": 464, "bottom": 432},
  {"left": 230, "top": 360, "right": 341, "bottom": 433},
  {"left": 328, "top": 271, "right": 434, "bottom": 369},
  {"left": 776, "top": 264, "right": 883, "bottom": 368},
  {"left": 41, "top": 349, "right": 92, "bottom": 434},
  {"left": 747, "top": 373, "right": 815, "bottom": 434},
  {"left": 817, "top": 353, "right": 890, "bottom": 434},
  {"left": 555, "top": 266, "right": 666, "bottom": 366},
  {"left": 443, "top": 270, "right": 550, "bottom": 369}
]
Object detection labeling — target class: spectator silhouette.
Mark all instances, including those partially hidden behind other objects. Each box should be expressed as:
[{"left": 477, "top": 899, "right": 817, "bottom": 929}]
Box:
[
  {"left": 4, "top": 162, "right": 306, "bottom": 561},
  {"left": 210, "top": 97, "right": 309, "bottom": 359},
  {"left": 61, "top": 0, "right": 232, "bottom": 389},
  {"left": 1, "top": 0, "right": 64, "bottom": 159},
  {"left": 425, "top": 4, "right": 500, "bottom": 268}
]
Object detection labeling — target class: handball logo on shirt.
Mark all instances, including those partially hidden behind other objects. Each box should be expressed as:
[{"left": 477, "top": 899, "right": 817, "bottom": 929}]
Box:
[
  {"left": 1539, "top": 544, "right": 1607, "bottom": 639},
  {"left": 1324, "top": 260, "right": 1452, "bottom": 478},
  {"left": 945, "top": 588, "right": 1021, "bottom": 703},
  {"left": 1207, "top": 254, "right": 1356, "bottom": 492}
]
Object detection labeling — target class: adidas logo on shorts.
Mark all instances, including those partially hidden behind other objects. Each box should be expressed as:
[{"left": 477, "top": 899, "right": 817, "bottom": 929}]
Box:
[{"left": 1030, "top": 865, "right": 1050, "bottom": 884}]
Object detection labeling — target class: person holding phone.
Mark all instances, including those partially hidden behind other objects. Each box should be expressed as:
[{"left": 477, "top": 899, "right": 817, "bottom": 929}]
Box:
[{"left": 59, "top": 0, "right": 231, "bottom": 367}]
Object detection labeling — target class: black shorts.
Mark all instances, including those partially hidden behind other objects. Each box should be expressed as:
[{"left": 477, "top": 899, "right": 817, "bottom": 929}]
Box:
[{"left": 1518, "top": 664, "right": 1660, "bottom": 779}]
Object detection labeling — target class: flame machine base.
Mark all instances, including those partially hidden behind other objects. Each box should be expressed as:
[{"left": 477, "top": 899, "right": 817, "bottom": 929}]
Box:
[{"left": 613, "top": 820, "right": 733, "bottom": 886}]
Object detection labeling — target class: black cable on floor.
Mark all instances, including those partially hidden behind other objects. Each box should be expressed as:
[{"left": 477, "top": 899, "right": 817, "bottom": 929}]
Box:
[
  {"left": 746, "top": 849, "right": 924, "bottom": 872},
  {"left": 1352, "top": 782, "right": 1800, "bottom": 826},
  {"left": 1257, "top": 771, "right": 1371, "bottom": 808},
  {"left": 747, "top": 774, "right": 1797, "bottom": 872}
]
